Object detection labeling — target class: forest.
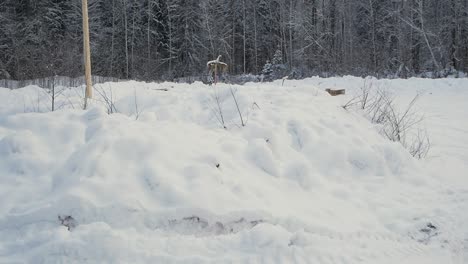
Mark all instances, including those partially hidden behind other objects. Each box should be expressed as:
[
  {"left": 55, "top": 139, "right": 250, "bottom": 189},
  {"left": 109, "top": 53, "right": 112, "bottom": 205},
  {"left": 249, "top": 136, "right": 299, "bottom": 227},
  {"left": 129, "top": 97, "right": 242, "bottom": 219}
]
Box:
[{"left": 1, "top": 0, "right": 467, "bottom": 81}]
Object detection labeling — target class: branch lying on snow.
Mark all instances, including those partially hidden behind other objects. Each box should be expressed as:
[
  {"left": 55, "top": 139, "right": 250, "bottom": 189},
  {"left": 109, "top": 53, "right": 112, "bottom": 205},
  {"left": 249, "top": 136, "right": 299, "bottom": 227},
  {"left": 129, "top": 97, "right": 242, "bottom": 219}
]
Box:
[{"left": 58, "top": 215, "right": 76, "bottom": 231}]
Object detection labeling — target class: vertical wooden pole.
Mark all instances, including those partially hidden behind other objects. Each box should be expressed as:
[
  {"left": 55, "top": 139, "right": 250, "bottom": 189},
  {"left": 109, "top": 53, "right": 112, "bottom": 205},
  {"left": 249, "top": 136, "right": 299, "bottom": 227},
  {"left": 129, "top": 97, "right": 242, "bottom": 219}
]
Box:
[
  {"left": 82, "top": 0, "right": 93, "bottom": 109},
  {"left": 214, "top": 63, "right": 218, "bottom": 85}
]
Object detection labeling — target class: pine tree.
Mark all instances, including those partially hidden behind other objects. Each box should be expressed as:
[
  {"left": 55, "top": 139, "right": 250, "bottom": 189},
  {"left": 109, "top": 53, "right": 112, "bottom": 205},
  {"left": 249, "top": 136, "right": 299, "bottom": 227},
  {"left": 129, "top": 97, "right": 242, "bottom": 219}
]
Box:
[
  {"left": 261, "top": 59, "right": 273, "bottom": 81},
  {"left": 1, "top": 0, "right": 467, "bottom": 81}
]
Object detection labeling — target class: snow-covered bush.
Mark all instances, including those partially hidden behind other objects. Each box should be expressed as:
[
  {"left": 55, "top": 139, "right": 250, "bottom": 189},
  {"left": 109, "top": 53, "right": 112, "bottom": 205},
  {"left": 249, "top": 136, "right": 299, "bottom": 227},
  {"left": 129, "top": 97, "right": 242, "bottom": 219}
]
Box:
[{"left": 261, "top": 60, "right": 273, "bottom": 81}]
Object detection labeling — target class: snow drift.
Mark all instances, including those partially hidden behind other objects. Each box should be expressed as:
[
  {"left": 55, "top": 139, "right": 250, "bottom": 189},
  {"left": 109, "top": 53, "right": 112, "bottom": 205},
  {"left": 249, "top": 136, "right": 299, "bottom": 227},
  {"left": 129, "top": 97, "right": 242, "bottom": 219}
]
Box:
[{"left": 0, "top": 77, "right": 467, "bottom": 263}]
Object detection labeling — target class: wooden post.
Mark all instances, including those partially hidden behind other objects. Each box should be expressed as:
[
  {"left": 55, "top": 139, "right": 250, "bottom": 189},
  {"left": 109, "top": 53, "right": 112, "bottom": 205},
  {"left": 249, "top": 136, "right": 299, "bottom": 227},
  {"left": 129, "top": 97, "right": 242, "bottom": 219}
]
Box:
[
  {"left": 325, "top": 88, "right": 346, "bottom": 96},
  {"left": 82, "top": 0, "right": 93, "bottom": 109},
  {"left": 214, "top": 63, "right": 218, "bottom": 85},
  {"left": 207, "top": 55, "right": 227, "bottom": 85}
]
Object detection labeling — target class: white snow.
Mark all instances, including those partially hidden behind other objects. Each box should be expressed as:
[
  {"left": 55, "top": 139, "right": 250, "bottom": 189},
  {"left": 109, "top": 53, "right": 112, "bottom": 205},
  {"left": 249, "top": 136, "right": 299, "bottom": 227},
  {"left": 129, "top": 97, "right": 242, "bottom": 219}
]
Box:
[
  {"left": 207, "top": 55, "right": 227, "bottom": 67},
  {"left": 0, "top": 77, "right": 467, "bottom": 263}
]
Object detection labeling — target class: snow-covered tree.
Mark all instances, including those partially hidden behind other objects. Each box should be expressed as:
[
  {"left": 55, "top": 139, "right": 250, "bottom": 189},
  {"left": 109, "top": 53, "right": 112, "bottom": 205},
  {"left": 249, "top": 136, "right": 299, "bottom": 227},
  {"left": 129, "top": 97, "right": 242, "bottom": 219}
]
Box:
[{"left": 1, "top": 0, "right": 467, "bottom": 80}]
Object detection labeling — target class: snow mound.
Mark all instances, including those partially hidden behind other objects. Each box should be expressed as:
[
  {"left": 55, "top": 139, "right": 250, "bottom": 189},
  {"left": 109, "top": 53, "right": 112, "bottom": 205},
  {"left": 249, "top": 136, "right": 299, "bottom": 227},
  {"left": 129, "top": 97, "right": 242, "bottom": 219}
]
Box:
[{"left": 0, "top": 79, "right": 467, "bottom": 263}]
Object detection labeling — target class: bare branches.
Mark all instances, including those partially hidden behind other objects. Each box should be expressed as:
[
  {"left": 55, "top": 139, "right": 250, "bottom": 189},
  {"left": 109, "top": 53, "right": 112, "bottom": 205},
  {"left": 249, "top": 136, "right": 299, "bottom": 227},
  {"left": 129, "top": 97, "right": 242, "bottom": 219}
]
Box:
[
  {"left": 230, "top": 87, "right": 245, "bottom": 127},
  {"left": 360, "top": 79, "right": 372, "bottom": 110},
  {"left": 342, "top": 96, "right": 360, "bottom": 111},
  {"left": 381, "top": 93, "right": 424, "bottom": 143},
  {"left": 133, "top": 88, "right": 142, "bottom": 120},
  {"left": 342, "top": 79, "right": 378, "bottom": 111},
  {"left": 343, "top": 80, "right": 430, "bottom": 159},
  {"left": 367, "top": 88, "right": 392, "bottom": 124},
  {"left": 208, "top": 86, "right": 252, "bottom": 129},
  {"left": 95, "top": 84, "right": 118, "bottom": 114},
  {"left": 407, "top": 129, "right": 431, "bottom": 159},
  {"left": 209, "top": 87, "right": 226, "bottom": 129},
  {"left": 46, "top": 76, "right": 67, "bottom": 111}
]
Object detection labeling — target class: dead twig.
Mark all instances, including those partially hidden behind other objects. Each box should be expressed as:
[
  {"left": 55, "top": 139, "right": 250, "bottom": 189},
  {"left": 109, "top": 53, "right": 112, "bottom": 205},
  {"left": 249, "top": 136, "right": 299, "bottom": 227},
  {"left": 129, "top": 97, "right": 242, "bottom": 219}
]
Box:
[{"left": 230, "top": 87, "right": 245, "bottom": 127}]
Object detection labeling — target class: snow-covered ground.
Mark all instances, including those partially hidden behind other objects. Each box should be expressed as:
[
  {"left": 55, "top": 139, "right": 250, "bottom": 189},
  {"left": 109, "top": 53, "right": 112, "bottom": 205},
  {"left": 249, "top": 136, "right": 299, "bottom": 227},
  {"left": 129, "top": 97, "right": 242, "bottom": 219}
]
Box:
[{"left": 0, "top": 77, "right": 467, "bottom": 263}]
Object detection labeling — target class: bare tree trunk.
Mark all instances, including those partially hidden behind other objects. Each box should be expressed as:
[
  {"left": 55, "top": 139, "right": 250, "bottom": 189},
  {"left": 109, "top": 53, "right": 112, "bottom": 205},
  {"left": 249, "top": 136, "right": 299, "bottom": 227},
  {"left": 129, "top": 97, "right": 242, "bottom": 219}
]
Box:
[
  {"left": 417, "top": 0, "right": 440, "bottom": 72},
  {"left": 397, "top": 0, "right": 409, "bottom": 77},
  {"left": 289, "top": 0, "right": 294, "bottom": 70},
  {"left": 450, "top": 0, "right": 458, "bottom": 70},
  {"left": 131, "top": 0, "right": 136, "bottom": 78},
  {"left": 243, "top": 0, "right": 246, "bottom": 74},
  {"left": 231, "top": 4, "right": 235, "bottom": 74},
  {"left": 330, "top": 0, "right": 337, "bottom": 69},
  {"left": 203, "top": 3, "right": 215, "bottom": 57},
  {"left": 253, "top": 3, "right": 258, "bottom": 73},
  {"left": 279, "top": 4, "right": 287, "bottom": 63},
  {"left": 166, "top": 0, "right": 173, "bottom": 75},
  {"left": 147, "top": 0, "right": 152, "bottom": 76},
  {"left": 110, "top": 0, "right": 116, "bottom": 76},
  {"left": 369, "top": 0, "right": 377, "bottom": 73},
  {"left": 463, "top": 0, "right": 468, "bottom": 72},
  {"left": 123, "top": 0, "right": 129, "bottom": 79}
]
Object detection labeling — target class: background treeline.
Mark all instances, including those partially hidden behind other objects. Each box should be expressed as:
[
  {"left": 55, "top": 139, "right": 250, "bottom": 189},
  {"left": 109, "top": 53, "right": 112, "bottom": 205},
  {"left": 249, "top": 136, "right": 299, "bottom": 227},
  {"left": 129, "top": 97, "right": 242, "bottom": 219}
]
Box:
[{"left": 1, "top": 0, "right": 467, "bottom": 81}]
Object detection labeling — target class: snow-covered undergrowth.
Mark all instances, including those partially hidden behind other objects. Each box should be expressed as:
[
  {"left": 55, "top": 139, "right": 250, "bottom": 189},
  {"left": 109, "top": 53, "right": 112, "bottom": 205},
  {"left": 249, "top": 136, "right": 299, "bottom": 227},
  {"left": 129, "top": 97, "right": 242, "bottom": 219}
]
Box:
[{"left": 0, "top": 77, "right": 467, "bottom": 263}]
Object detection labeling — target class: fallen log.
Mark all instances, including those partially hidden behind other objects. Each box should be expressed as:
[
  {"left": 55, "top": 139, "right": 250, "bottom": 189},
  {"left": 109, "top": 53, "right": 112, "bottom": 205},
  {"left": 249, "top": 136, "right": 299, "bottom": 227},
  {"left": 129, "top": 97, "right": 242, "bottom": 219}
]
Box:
[{"left": 325, "top": 88, "right": 346, "bottom": 96}]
